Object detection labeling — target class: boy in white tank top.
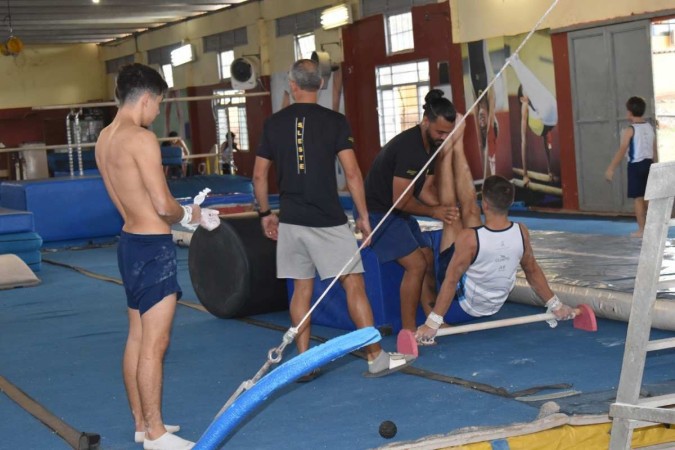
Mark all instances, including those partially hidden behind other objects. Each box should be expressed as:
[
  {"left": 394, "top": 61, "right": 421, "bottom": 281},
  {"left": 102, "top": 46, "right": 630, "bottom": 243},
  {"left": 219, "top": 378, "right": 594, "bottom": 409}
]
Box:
[
  {"left": 415, "top": 138, "right": 576, "bottom": 343},
  {"left": 605, "top": 96, "right": 657, "bottom": 238}
]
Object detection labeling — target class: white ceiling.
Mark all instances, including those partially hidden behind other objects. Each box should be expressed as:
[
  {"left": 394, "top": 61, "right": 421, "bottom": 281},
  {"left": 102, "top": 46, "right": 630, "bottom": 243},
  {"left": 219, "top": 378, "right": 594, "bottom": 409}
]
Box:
[{"left": 0, "top": 0, "right": 247, "bottom": 44}]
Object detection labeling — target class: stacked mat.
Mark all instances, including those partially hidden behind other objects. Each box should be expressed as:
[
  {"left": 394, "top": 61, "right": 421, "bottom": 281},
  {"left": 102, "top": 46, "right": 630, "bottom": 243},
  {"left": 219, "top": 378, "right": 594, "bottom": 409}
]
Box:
[
  {"left": 0, "top": 177, "right": 123, "bottom": 244},
  {"left": 0, "top": 208, "right": 42, "bottom": 272}
]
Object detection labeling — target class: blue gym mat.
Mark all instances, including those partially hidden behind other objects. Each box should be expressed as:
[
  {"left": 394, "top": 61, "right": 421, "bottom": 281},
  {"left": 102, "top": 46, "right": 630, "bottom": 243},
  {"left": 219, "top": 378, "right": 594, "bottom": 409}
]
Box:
[{"left": 2, "top": 213, "right": 675, "bottom": 449}]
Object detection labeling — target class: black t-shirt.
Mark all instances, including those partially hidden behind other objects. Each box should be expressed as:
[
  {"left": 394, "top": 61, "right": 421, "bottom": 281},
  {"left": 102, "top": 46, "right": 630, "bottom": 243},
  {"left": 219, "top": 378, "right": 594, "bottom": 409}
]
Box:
[
  {"left": 257, "top": 103, "right": 353, "bottom": 227},
  {"left": 364, "top": 125, "right": 434, "bottom": 213}
]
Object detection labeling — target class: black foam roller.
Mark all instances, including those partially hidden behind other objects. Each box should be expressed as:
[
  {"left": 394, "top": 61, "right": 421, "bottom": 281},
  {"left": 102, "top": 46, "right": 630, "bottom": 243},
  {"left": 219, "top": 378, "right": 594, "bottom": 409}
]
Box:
[{"left": 188, "top": 217, "right": 288, "bottom": 318}]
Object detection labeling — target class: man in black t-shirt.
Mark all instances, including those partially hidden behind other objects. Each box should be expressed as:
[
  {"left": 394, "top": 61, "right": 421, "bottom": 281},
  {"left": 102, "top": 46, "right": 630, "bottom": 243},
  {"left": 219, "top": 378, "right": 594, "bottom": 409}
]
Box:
[
  {"left": 363, "top": 90, "right": 476, "bottom": 331},
  {"left": 253, "top": 59, "right": 415, "bottom": 379}
]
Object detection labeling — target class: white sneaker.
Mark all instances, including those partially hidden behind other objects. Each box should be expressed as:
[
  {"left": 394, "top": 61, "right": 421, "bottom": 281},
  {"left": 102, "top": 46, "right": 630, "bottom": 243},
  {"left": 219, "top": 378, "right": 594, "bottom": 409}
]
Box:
[
  {"left": 135, "top": 425, "right": 181, "bottom": 443},
  {"left": 143, "top": 432, "right": 194, "bottom": 450},
  {"left": 363, "top": 352, "right": 416, "bottom": 378}
]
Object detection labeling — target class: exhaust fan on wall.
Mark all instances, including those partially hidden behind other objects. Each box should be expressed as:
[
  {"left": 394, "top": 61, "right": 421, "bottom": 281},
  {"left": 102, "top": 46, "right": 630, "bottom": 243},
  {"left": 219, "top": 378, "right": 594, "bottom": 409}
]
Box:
[
  {"left": 230, "top": 56, "right": 260, "bottom": 90},
  {"left": 311, "top": 51, "right": 339, "bottom": 90}
]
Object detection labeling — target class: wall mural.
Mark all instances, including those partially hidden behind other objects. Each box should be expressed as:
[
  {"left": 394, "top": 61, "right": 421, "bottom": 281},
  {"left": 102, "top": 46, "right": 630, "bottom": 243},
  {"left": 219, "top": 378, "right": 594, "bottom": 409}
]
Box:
[{"left": 462, "top": 31, "right": 562, "bottom": 207}]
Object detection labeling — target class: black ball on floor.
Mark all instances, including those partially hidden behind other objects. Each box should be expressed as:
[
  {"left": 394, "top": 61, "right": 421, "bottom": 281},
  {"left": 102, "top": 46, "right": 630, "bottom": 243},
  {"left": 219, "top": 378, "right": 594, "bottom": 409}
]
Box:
[{"left": 379, "top": 420, "right": 397, "bottom": 439}]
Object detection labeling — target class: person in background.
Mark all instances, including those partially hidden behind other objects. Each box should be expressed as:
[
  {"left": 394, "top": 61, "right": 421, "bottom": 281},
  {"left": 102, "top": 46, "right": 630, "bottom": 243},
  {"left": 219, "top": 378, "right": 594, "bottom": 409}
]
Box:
[
  {"left": 220, "top": 131, "right": 238, "bottom": 175},
  {"left": 605, "top": 96, "right": 657, "bottom": 238},
  {"left": 161, "top": 131, "right": 190, "bottom": 178}
]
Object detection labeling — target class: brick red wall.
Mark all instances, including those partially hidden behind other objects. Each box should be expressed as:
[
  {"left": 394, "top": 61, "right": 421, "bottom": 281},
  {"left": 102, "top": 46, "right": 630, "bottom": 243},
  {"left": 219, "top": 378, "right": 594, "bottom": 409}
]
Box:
[
  {"left": 342, "top": 2, "right": 467, "bottom": 173},
  {"left": 551, "top": 32, "right": 579, "bottom": 210}
]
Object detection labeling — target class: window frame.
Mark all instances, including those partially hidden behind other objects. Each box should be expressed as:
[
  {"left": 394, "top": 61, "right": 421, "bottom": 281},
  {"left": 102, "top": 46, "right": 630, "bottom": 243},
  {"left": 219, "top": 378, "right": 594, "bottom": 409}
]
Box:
[
  {"left": 375, "top": 60, "right": 430, "bottom": 146},
  {"left": 213, "top": 89, "right": 250, "bottom": 152},
  {"left": 294, "top": 32, "right": 316, "bottom": 60},
  {"left": 385, "top": 11, "right": 415, "bottom": 55},
  {"left": 218, "top": 49, "right": 235, "bottom": 81}
]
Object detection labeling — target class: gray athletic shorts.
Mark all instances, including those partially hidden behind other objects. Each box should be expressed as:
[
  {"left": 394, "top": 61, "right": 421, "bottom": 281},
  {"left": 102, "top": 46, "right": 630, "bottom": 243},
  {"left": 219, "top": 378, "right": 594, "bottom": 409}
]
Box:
[{"left": 277, "top": 222, "right": 365, "bottom": 280}]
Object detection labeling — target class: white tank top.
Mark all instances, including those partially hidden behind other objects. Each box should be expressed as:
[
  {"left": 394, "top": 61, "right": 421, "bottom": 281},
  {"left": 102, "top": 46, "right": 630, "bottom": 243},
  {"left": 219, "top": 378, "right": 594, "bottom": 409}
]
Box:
[
  {"left": 628, "top": 122, "right": 655, "bottom": 163},
  {"left": 460, "top": 223, "right": 524, "bottom": 317}
]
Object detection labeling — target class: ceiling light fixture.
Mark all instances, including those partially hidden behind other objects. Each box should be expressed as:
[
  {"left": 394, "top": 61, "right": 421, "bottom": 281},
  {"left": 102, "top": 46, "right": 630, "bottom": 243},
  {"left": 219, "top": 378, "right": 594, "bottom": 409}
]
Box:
[{"left": 321, "top": 4, "right": 352, "bottom": 30}]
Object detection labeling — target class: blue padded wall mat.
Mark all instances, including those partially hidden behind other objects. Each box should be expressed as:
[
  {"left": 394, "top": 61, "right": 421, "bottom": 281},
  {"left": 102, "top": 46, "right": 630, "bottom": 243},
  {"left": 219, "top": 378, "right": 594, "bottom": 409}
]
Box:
[{"left": 0, "top": 177, "right": 123, "bottom": 242}]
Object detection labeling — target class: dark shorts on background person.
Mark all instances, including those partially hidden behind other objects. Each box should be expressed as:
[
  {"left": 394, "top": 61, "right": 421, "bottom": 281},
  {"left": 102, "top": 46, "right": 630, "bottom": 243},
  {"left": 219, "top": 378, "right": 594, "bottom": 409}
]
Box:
[
  {"left": 117, "top": 231, "right": 182, "bottom": 315},
  {"left": 627, "top": 159, "right": 652, "bottom": 198},
  {"left": 436, "top": 245, "right": 475, "bottom": 324},
  {"left": 364, "top": 211, "right": 430, "bottom": 263}
]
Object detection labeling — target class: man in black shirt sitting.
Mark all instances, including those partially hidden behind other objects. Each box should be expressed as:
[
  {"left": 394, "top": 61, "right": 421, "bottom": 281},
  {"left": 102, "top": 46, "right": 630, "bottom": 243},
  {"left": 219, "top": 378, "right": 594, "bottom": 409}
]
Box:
[
  {"left": 363, "top": 90, "right": 478, "bottom": 330},
  {"left": 253, "top": 59, "right": 415, "bottom": 380}
]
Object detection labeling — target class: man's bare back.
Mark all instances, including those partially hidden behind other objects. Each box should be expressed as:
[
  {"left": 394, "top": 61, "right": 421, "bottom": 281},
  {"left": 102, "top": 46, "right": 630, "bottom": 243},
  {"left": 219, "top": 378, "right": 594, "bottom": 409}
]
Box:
[{"left": 96, "top": 117, "right": 183, "bottom": 235}]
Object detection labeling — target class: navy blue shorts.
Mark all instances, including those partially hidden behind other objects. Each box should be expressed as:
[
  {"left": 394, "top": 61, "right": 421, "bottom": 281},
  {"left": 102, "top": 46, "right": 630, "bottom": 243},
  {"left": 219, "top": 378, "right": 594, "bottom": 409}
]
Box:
[
  {"left": 365, "top": 212, "right": 430, "bottom": 263},
  {"left": 117, "top": 231, "right": 182, "bottom": 315},
  {"left": 436, "top": 245, "right": 475, "bottom": 324},
  {"left": 627, "top": 159, "right": 652, "bottom": 198}
]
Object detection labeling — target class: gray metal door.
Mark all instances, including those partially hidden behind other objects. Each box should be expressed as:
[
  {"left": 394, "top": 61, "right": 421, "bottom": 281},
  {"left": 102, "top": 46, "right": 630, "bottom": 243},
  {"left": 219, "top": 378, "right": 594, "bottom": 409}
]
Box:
[{"left": 569, "top": 21, "right": 654, "bottom": 212}]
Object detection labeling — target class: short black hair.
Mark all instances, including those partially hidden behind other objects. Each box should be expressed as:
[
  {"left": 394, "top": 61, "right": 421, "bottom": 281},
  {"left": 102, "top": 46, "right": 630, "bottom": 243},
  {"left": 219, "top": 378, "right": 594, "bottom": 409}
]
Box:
[
  {"left": 168, "top": 131, "right": 179, "bottom": 138},
  {"left": 626, "top": 96, "right": 646, "bottom": 117},
  {"left": 423, "top": 89, "right": 456, "bottom": 123},
  {"left": 482, "top": 175, "right": 514, "bottom": 214},
  {"left": 115, "top": 63, "right": 168, "bottom": 106}
]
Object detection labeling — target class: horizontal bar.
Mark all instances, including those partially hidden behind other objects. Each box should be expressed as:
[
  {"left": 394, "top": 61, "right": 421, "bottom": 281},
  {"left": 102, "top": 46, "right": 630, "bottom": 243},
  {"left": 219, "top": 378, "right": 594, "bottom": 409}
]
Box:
[
  {"left": 436, "top": 312, "right": 556, "bottom": 337},
  {"left": 511, "top": 178, "right": 563, "bottom": 196},
  {"left": 32, "top": 92, "right": 270, "bottom": 110},
  {"left": 0, "top": 137, "right": 191, "bottom": 155},
  {"left": 512, "top": 168, "right": 553, "bottom": 182}
]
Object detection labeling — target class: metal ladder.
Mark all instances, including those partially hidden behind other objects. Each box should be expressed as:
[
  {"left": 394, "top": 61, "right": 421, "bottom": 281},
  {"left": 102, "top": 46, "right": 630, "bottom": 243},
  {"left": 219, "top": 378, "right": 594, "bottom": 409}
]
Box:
[{"left": 609, "top": 161, "right": 675, "bottom": 449}]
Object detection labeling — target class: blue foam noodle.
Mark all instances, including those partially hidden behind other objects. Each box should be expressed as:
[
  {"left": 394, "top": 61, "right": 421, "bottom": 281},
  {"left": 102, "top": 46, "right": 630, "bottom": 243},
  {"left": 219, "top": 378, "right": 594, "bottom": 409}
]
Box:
[{"left": 194, "top": 327, "right": 382, "bottom": 450}]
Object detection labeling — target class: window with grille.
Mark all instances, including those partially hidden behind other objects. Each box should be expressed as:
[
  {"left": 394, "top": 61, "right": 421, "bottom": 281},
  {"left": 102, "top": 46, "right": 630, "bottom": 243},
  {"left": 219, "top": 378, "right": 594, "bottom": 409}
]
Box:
[
  {"left": 295, "top": 33, "right": 315, "bottom": 60},
  {"left": 218, "top": 50, "right": 235, "bottom": 80},
  {"left": 276, "top": 9, "right": 322, "bottom": 37},
  {"left": 386, "top": 11, "right": 414, "bottom": 54},
  {"left": 105, "top": 54, "right": 134, "bottom": 74},
  {"left": 214, "top": 90, "right": 249, "bottom": 151},
  {"left": 375, "top": 60, "right": 429, "bottom": 146}
]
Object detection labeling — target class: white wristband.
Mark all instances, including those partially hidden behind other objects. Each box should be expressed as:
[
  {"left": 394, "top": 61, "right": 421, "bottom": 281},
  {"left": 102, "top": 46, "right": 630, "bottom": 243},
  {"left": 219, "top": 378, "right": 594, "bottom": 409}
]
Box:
[
  {"left": 546, "top": 295, "right": 561, "bottom": 311},
  {"left": 425, "top": 312, "right": 444, "bottom": 330},
  {"left": 179, "top": 205, "right": 193, "bottom": 227}
]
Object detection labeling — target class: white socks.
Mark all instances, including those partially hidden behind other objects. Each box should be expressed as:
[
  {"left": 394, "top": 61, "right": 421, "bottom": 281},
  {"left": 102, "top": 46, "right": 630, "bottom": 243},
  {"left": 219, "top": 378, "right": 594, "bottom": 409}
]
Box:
[
  {"left": 135, "top": 425, "right": 180, "bottom": 443},
  {"left": 143, "top": 432, "right": 194, "bottom": 450}
]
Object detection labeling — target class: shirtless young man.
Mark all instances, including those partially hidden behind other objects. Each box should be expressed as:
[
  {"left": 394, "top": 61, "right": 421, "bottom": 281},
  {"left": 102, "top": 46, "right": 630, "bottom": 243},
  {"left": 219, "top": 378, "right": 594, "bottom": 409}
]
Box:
[{"left": 96, "top": 63, "right": 200, "bottom": 450}]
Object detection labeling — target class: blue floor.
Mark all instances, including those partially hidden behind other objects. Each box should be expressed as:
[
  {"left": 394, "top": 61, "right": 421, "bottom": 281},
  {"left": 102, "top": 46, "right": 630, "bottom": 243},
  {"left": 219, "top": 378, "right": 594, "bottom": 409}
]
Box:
[{"left": 2, "top": 214, "right": 675, "bottom": 449}]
